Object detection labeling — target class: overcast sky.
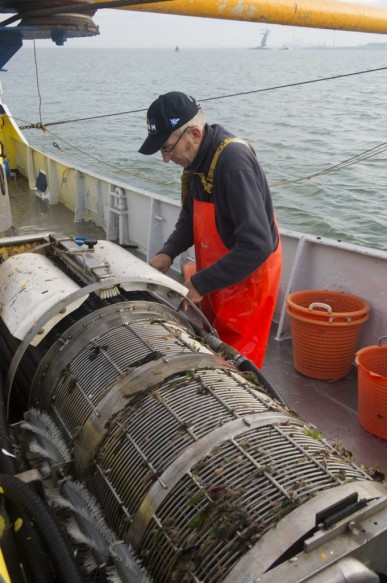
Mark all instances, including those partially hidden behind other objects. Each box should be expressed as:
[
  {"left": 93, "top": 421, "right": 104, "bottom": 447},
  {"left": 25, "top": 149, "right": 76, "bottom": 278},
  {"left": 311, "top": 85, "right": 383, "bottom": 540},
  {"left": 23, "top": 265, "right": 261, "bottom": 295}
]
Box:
[{"left": 58, "top": 0, "right": 387, "bottom": 50}]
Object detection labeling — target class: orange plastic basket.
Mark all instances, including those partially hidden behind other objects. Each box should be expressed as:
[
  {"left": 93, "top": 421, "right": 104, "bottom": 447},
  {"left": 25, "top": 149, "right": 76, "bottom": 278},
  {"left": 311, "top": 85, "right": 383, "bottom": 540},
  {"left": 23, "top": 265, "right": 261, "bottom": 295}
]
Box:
[
  {"left": 286, "top": 290, "right": 370, "bottom": 380},
  {"left": 182, "top": 261, "right": 197, "bottom": 281},
  {"left": 356, "top": 340, "right": 387, "bottom": 440}
]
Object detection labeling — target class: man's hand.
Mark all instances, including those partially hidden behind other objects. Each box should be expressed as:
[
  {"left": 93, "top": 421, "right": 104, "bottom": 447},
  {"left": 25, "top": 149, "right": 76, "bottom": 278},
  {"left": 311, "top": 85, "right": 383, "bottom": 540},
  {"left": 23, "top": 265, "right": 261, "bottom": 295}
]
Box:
[
  {"left": 149, "top": 253, "right": 172, "bottom": 273},
  {"left": 184, "top": 278, "right": 203, "bottom": 304}
]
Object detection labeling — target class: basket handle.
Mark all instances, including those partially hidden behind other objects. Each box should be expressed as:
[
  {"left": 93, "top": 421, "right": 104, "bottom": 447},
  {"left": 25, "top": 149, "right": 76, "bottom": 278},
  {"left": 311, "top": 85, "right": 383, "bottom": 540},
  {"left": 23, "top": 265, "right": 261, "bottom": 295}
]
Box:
[
  {"left": 308, "top": 302, "right": 332, "bottom": 313},
  {"left": 308, "top": 302, "right": 351, "bottom": 323}
]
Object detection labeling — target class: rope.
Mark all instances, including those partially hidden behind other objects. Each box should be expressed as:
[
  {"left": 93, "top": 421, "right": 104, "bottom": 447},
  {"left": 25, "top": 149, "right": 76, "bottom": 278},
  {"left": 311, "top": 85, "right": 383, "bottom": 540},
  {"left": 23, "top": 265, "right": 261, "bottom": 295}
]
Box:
[
  {"left": 272, "top": 141, "right": 387, "bottom": 187},
  {"left": 19, "top": 64, "right": 387, "bottom": 130},
  {"left": 200, "top": 65, "right": 387, "bottom": 103},
  {"left": 15, "top": 116, "right": 387, "bottom": 190},
  {"left": 15, "top": 54, "right": 387, "bottom": 188},
  {"left": 19, "top": 107, "right": 147, "bottom": 130},
  {"left": 32, "top": 40, "right": 43, "bottom": 129},
  {"left": 45, "top": 127, "right": 180, "bottom": 186}
]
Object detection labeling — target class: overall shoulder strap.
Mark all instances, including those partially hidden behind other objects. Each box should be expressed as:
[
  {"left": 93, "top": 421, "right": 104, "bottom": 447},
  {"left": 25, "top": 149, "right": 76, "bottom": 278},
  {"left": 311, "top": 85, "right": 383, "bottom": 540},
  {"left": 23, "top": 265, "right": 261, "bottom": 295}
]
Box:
[
  {"left": 181, "top": 137, "right": 251, "bottom": 200},
  {"left": 195, "top": 137, "right": 249, "bottom": 195}
]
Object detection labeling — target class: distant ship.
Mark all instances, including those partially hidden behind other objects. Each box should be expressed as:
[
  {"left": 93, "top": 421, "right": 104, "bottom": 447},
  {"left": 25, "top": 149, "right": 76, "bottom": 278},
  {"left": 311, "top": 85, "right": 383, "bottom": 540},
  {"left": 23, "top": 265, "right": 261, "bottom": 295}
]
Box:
[{"left": 253, "top": 28, "right": 270, "bottom": 49}]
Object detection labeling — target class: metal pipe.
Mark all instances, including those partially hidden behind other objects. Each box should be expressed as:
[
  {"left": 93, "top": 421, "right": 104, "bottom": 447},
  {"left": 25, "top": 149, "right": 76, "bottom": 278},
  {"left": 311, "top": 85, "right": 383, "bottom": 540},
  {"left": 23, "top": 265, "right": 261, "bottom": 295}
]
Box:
[{"left": 104, "top": 0, "right": 387, "bottom": 34}]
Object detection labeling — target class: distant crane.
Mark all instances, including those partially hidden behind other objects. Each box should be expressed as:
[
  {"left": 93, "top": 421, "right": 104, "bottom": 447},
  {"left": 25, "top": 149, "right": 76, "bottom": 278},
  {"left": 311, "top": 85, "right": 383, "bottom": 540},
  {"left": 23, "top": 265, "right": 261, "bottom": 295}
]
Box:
[
  {"left": 253, "top": 29, "right": 270, "bottom": 50},
  {"left": 260, "top": 29, "right": 270, "bottom": 48}
]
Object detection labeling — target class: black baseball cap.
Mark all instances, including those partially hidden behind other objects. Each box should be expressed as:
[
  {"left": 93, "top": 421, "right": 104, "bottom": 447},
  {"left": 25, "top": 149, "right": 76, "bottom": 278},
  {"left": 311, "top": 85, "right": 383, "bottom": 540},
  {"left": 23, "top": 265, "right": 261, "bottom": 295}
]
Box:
[{"left": 139, "top": 91, "right": 200, "bottom": 155}]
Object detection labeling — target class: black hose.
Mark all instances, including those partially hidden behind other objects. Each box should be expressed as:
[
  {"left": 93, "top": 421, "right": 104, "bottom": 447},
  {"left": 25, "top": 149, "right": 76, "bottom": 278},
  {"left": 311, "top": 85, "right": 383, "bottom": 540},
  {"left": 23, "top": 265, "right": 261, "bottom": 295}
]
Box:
[
  {"left": 0, "top": 474, "right": 84, "bottom": 583},
  {"left": 10, "top": 510, "right": 55, "bottom": 583},
  {"left": 0, "top": 368, "right": 16, "bottom": 475},
  {"left": 0, "top": 370, "right": 56, "bottom": 581}
]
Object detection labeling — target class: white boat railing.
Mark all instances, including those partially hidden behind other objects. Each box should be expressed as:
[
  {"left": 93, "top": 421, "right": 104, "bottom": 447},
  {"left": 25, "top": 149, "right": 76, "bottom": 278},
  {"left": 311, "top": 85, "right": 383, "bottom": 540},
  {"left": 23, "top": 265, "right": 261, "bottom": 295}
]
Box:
[{"left": 8, "top": 126, "right": 387, "bottom": 352}]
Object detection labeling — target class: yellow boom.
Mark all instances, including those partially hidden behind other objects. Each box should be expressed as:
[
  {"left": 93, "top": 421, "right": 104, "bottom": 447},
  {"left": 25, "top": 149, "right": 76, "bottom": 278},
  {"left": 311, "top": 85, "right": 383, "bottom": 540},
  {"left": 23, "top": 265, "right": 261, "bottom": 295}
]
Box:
[{"left": 93, "top": 0, "right": 387, "bottom": 34}]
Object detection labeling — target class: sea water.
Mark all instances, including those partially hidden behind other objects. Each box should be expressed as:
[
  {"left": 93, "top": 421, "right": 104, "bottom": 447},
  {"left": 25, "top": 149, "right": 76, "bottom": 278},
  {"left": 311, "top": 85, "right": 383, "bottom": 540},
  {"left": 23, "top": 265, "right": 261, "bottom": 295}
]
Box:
[{"left": 2, "top": 46, "right": 387, "bottom": 251}]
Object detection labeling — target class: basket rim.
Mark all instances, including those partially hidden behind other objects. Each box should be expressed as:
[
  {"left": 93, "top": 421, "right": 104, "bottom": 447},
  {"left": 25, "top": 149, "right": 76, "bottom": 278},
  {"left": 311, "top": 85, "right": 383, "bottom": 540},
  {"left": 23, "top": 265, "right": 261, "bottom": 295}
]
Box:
[
  {"left": 286, "top": 306, "right": 369, "bottom": 327},
  {"left": 286, "top": 290, "right": 370, "bottom": 318}
]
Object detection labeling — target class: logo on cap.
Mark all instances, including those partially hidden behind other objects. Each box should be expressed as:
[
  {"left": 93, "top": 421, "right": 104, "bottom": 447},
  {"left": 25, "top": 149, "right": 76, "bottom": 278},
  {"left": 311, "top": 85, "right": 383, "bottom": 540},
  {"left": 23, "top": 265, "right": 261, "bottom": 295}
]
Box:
[
  {"left": 147, "top": 117, "right": 158, "bottom": 136},
  {"left": 169, "top": 117, "right": 181, "bottom": 128}
]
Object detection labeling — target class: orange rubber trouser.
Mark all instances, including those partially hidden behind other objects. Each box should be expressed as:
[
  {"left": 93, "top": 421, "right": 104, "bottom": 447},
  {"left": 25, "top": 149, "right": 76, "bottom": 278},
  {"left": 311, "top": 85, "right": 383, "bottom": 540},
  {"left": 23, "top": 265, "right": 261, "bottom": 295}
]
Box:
[{"left": 193, "top": 199, "right": 282, "bottom": 368}]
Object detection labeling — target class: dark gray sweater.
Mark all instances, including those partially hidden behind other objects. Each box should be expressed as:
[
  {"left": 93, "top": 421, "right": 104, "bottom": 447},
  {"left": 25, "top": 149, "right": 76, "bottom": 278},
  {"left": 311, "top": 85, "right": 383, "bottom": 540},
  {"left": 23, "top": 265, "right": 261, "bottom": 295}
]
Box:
[{"left": 160, "top": 123, "right": 278, "bottom": 296}]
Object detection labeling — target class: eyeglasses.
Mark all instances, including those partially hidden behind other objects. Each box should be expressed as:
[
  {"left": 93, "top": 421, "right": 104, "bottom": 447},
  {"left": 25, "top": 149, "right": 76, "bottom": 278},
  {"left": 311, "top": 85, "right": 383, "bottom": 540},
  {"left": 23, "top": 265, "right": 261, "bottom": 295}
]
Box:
[{"left": 160, "top": 127, "right": 190, "bottom": 155}]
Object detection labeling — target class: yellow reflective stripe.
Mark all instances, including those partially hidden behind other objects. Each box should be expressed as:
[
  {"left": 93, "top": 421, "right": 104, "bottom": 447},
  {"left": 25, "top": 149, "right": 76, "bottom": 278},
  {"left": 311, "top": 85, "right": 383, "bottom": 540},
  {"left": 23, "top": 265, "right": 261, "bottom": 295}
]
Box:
[
  {"left": 181, "top": 168, "right": 190, "bottom": 201},
  {"left": 182, "top": 137, "right": 250, "bottom": 199}
]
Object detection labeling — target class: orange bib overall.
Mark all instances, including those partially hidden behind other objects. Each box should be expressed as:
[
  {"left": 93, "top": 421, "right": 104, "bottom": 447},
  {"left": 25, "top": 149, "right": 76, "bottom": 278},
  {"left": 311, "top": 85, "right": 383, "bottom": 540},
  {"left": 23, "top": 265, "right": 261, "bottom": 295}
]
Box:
[{"left": 193, "top": 198, "right": 282, "bottom": 368}]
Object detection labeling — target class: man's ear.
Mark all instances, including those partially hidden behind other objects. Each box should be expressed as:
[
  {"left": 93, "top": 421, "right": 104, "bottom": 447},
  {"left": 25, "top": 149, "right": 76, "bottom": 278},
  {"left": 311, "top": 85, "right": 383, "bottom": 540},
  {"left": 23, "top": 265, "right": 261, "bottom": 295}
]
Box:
[{"left": 189, "top": 126, "right": 203, "bottom": 145}]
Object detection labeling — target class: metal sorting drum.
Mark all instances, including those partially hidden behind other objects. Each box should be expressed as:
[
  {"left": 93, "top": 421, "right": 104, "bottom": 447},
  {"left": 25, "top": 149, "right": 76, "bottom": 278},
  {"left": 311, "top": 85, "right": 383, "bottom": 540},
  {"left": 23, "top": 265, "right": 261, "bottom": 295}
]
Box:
[
  {"left": 286, "top": 290, "right": 370, "bottom": 380},
  {"left": 26, "top": 298, "right": 374, "bottom": 583},
  {"left": 356, "top": 338, "right": 387, "bottom": 440}
]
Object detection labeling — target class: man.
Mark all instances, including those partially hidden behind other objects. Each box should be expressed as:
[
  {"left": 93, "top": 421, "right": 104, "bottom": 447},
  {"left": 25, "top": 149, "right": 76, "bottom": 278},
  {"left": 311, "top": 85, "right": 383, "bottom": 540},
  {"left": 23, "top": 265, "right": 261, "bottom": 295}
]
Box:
[{"left": 139, "top": 91, "right": 282, "bottom": 368}]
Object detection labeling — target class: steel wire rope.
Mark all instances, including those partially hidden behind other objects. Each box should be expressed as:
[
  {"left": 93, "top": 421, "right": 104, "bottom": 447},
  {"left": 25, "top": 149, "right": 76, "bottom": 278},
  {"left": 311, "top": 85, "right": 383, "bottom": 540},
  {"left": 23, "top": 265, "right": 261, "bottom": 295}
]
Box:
[
  {"left": 20, "top": 36, "right": 176, "bottom": 186},
  {"left": 17, "top": 114, "right": 387, "bottom": 190},
  {"left": 12, "top": 114, "right": 181, "bottom": 186},
  {"left": 17, "top": 114, "right": 387, "bottom": 189},
  {"left": 43, "top": 127, "right": 181, "bottom": 186},
  {"left": 32, "top": 40, "right": 43, "bottom": 129},
  {"left": 17, "top": 56, "right": 387, "bottom": 187},
  {"left": 19, "top": 64, "right": 387, "bottom": 130},
  {"left": 271, "top": 141, "right": 387, "bottom": 186}
]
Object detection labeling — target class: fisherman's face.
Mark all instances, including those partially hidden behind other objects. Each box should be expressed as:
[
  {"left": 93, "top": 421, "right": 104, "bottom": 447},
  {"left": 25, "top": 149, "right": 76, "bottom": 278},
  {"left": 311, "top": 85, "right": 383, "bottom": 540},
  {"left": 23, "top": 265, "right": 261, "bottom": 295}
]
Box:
[{"left": 160, "top": 127, "right": 199, "bottom": 168}]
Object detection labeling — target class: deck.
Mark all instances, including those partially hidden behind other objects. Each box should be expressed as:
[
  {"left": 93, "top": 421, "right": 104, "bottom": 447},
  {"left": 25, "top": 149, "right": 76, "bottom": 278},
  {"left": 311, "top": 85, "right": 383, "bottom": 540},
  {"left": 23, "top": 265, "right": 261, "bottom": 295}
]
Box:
[
  {"left": 263, "top": 332, "right": 387, "bottom": 473},
  {"left": 3, "top": 175, "right": 387, "bottom": 477}
]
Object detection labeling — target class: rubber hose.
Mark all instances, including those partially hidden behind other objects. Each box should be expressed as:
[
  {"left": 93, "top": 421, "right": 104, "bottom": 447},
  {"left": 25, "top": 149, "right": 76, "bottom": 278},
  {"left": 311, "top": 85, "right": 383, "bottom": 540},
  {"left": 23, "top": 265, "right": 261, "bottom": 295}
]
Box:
[
  {"left": 0, "top": 474, "right": 84, "bottom": 583},
  {"left": 0, "top": 370, "right": 54, "bottom": 581},
  {"left": 9, "top": 507, "right": 55, "bottom": 583},
  {"left": 0, "top": 370, "right": 16, "bottom": 475}
]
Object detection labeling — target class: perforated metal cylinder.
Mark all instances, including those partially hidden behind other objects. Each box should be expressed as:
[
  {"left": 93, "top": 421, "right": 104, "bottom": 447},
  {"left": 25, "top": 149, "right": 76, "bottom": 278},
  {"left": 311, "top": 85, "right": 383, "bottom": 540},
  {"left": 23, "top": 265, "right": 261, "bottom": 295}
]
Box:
[
  {"left": 84, "top": 379, "right": 372, "bottom": 583},
  {"left": 30, "top": 301, "right": 210, "bottom": 434},
  {"left": 28, "top": 298, "right": 381, "bottom": 583}
]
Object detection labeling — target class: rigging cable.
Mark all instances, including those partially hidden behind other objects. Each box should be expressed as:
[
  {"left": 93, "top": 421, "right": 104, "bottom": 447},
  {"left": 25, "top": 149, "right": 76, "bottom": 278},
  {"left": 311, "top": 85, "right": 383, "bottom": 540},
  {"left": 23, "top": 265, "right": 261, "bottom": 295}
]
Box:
[
  {"left": 19, "top": 64, "right": 387, "bottom": 130},
  {"left": 16, "top": 60, "right": 387, "bottom": 187},
  {"left": 14, "top": 119, "right": 181, "bottom": 187},
  {"left": 15, "top": 113, "right": 387, "bottom": 189},
  {"left": 32, "top": 40, "right": 43, "bottom": 130},
  {"left": 45, "top": 127, "right": 180, "bottom": 186},
  {"left": 14, "top": 114, "right": 387, "bottom": 189},
  {"left": 272, "top": 140, "right": 387, "bottom": 187}
]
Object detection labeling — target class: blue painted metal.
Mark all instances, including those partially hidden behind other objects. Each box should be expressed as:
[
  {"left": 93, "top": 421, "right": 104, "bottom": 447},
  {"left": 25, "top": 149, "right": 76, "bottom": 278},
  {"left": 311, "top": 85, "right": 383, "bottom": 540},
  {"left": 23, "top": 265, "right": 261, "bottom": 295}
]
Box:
[{"left": 0, "top": 28, "right": 22, "bottom": 70}]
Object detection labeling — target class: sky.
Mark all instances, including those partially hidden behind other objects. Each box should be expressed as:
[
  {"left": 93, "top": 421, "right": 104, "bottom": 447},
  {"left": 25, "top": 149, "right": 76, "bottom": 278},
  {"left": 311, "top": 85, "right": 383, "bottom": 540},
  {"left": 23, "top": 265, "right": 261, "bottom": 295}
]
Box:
[{"left": 59, "top": 0, "right": 387, "bottom": 50}]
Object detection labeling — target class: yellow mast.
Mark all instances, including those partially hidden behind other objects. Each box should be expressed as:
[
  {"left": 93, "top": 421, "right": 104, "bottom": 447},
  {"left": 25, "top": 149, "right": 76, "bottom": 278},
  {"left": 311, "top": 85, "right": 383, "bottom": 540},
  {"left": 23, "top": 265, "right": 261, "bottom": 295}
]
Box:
[{"left": 94, "top": 0, "right": 387, "bottom": 34}]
